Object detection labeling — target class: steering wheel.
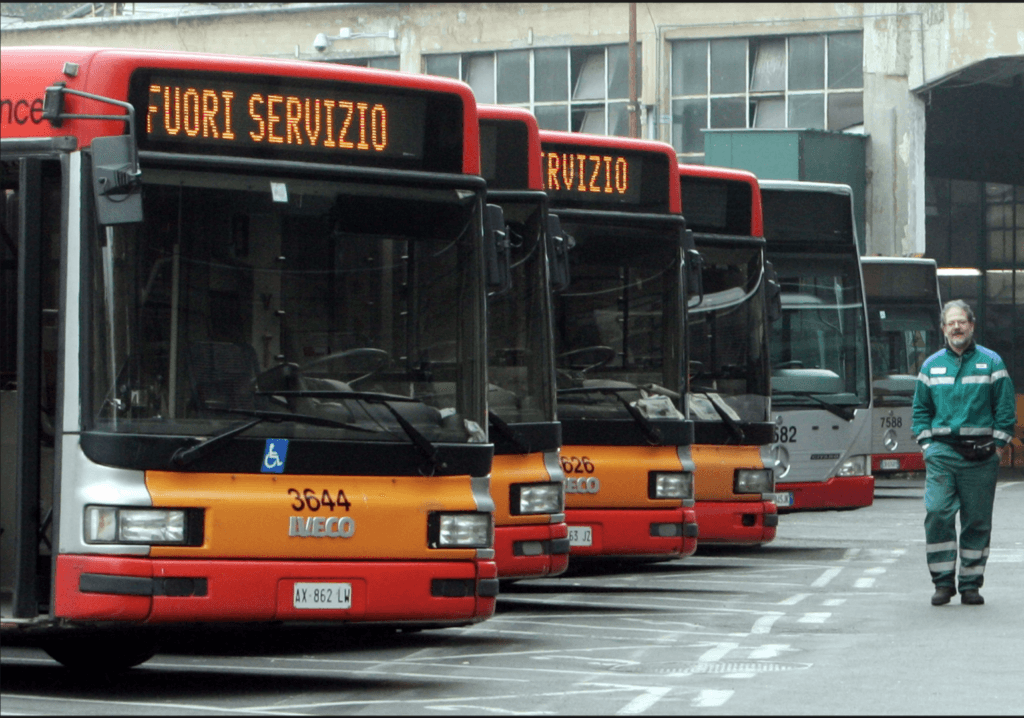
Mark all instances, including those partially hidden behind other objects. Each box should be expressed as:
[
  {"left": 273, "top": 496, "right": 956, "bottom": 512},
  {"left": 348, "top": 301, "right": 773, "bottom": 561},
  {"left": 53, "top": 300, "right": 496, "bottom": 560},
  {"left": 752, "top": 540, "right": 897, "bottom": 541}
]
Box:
[
  {"left": 557, "top": 345, "right": 616, "bottom": 373},
  {"left": 299, "top": 348, "right": 391, "bottom": 385}
]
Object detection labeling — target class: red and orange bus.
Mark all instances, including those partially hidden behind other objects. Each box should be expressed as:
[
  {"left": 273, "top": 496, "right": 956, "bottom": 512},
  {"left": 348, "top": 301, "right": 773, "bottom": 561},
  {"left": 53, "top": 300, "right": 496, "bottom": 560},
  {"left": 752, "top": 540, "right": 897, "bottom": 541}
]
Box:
[
  {"left": 679, "top": 164, "right": 778, "bottom": 544},
  {"left": 478, "top": 106, "right": 569, "bottom": 580},
  {"left": 1, "top": 46, "right": 503, "bottom": 669},
  {"left": 539, "top": 131, "right": 698, "bottom": 561}
]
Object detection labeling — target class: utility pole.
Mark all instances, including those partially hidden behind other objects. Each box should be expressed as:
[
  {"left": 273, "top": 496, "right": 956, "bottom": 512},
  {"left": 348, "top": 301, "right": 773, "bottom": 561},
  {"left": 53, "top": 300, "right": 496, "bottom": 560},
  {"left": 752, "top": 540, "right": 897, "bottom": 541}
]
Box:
[{"left": 628, "top": 2, "right": 638, "bottom": 138}]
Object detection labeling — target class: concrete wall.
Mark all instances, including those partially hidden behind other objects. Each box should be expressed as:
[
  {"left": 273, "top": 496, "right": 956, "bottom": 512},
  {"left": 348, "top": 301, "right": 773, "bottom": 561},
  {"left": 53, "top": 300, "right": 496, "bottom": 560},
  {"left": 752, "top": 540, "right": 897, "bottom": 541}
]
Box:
[{"left": 4, "top": 2, "right": 1021, "bottom": 259}]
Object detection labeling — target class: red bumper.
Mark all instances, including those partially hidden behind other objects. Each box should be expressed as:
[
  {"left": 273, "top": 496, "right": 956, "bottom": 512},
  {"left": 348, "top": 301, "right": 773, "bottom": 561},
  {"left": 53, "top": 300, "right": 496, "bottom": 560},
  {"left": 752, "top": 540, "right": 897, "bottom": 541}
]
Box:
[
  {"left": 871, "top": 452, "right": 925, "bottom": 474},
  {"left": 694, "top": 500, "right": 777, "bottom": 545},
  {"left": 681, "top": 506, "right": 698, "bottom": 558},
  {"left": 565, "top": 507, "right": 698, "bottom": 559},
  {"left": 775, "top": 475, "right": 874, "bottom": 511},
  {"left": 54, "top": 554, "right": 497, "bottom": 625},
  {"left": 494, "top": 522, "right": 570, "bottom": 580}
]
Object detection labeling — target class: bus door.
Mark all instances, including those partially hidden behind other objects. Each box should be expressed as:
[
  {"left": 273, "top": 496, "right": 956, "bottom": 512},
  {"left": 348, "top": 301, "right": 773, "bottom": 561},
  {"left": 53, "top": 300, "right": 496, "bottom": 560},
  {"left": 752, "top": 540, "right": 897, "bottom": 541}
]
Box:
[{"left": 1, "top": 152, "right": 63, "bottom": 620}]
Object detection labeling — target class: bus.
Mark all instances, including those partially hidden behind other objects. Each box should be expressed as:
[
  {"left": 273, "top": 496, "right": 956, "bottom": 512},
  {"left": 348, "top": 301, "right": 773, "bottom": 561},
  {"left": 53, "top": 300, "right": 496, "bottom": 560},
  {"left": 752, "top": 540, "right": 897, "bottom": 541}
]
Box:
[
  {"left": 0, "top": 47, "right": 504, "bottom": 669},
  {"left": 759, "top": 180, "right": 874, "bottom": 511},
  {"left": 478, "top": 106, "right": 569, "bottom": 580},
  {"left": 861, "top": 256, "right": 942, "bottom": 479},
  {"left": 539, "top": 130, "right": 699, "bottom": 560},
  {"left": 679, "top": 164, "right": 779, "bottom": 544}
]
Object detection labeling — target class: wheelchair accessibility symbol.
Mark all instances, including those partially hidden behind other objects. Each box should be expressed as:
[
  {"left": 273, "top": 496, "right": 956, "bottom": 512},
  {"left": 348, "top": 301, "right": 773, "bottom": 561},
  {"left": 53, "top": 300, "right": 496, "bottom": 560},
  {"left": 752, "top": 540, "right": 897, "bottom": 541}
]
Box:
[{"left": 261, "top": 439, "right": 289, "bottom": 473}]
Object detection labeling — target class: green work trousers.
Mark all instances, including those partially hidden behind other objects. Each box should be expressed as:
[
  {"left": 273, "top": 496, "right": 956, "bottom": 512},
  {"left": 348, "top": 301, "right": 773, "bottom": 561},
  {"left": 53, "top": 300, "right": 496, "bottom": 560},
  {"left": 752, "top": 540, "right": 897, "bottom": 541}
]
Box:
[{"left": 922, "top": 442, "right": 1000, "bottom": 591}]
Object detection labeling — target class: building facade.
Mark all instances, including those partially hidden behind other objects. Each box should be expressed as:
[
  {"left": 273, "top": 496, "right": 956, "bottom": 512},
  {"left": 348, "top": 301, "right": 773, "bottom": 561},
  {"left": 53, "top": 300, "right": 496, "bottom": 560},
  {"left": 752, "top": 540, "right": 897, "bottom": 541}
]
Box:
[{"left": 3, "top": 2, "right": 1021, "bottom": 462}]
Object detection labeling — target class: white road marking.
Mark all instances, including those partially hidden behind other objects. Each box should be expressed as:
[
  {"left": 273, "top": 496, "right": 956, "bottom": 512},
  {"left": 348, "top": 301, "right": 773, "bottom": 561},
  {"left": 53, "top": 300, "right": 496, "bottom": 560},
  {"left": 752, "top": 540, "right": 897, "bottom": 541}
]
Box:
[
  {"left": 811, "top": 567, "right": 843, "bottom": 587},
  {"left": 697, "top": 642, "right": 739, "bottom": 662},
  {"left": 778, "top": 593, "right": 810, "bottom": 605},
  {"left": 748, "top": 643, "right": 795, "bottom": 659},
  {"left": 616, "top": 687, "right": 672, "bottom": 715},
  {"left": 798, "top": 612, "right": 832, "bottom": 623},
  {"left": 751, "top": 614, "right": 784, "bottom": 634},
  {"left": 855, "top": 577, "right": 876, "bottom": 588},
  {"left": 692, "top": 689, "right": 734, "bottom": 707},
  {"left": 822, "top": 598, "right": 847, "bottom": 606},
  {"left": 864, "top": 567, "right": 887, "bottom": 574}
]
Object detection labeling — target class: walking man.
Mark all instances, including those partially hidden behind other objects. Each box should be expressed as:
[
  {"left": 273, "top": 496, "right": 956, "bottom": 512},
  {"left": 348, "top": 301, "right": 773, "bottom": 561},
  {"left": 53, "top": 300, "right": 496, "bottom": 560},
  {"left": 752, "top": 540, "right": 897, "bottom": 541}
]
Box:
[{"left": 912, "top": 299, "right": 1016, "bottom": 606}]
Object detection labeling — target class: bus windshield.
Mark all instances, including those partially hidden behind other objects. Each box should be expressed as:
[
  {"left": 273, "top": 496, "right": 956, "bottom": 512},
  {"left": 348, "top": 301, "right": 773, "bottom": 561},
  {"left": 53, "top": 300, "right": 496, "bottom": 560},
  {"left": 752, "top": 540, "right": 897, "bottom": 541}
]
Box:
[
  {"left": 553, "top": 220, "right": 682, "bottom": 420},
  {"left": 869, "top": 306, "right": 940, "bottom": 406},
  {"left": 86, "top": 166, "right": 486, "bottom": 444},
  {"left": 769, "top": 253, "right": 870, "bottom": 409},
  {"left": 688, "top": 242, "right": 770, "bottom": 423}
]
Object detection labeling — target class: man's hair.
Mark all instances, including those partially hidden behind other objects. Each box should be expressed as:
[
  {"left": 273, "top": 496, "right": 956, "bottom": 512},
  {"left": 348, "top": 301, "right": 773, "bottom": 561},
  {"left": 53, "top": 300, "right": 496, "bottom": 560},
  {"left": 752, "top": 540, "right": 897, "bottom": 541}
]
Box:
[{"left": 941, "top": 299, "right": 975, "bottom": 325}]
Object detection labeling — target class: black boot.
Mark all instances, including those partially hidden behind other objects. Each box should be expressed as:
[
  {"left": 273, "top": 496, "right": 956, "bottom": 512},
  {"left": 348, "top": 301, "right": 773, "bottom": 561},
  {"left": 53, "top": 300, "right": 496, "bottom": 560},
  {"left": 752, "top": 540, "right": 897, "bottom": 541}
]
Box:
[
  {"left": 960, "top": 589, "right": 984, "bottom": 605},
  {"left": 931, "top": 585, "right": 956, "bottom": 605}
]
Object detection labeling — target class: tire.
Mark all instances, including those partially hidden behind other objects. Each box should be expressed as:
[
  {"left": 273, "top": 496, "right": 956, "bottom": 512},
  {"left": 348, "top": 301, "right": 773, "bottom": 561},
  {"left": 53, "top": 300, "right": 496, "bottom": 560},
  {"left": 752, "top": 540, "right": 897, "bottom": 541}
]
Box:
[{"left": 43, "top": 633, "right": 158, "bottom": 672}]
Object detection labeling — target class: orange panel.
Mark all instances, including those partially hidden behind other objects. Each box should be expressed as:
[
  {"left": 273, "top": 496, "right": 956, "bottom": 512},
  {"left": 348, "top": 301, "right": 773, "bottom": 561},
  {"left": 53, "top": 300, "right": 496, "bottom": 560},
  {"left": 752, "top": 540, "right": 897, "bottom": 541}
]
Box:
[
  {"left": 690, "top": 444, "right": 767, "bottom": 502},
  {"left": 147, "top": 471, "right": 480, "bottom": 560},
  {"left": 560, "top": 445, "right": 682, "bottom": 510}
]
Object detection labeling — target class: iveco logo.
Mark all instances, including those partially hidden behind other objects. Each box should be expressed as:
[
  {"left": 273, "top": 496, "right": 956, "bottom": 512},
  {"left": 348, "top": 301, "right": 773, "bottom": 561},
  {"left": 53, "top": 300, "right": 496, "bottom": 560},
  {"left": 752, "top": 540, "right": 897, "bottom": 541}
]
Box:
[
  {"left": 810, "top": 453, "right": 841, "bottom": 461},
  {"left": 289, "top": 516, "right": 355, "bottom": 538}
]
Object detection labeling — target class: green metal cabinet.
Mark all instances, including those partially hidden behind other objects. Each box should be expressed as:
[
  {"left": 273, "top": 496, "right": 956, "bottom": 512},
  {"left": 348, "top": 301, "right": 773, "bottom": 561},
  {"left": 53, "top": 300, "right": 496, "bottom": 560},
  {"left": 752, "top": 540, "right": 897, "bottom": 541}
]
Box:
[{"left": 704, "top": 129, "right": 867, "bottom": 255}]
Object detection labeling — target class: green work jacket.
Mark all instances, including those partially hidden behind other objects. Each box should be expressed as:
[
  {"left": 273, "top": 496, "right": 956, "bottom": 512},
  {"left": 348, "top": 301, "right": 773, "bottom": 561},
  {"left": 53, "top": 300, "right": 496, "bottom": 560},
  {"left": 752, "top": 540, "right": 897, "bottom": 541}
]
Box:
[{"left": 912, "top": 341, "right": 1016, "bottom": 448}]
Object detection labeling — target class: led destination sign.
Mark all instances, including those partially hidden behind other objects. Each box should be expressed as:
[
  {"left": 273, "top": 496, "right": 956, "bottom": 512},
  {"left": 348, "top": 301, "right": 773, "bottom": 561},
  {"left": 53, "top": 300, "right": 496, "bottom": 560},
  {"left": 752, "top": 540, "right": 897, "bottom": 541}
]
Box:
[
  {"left": 541, "top": 142, "right": 669, "bottom": 212},
  {"left": 129, "top": 70, "right": 461, "bottom": 171}
]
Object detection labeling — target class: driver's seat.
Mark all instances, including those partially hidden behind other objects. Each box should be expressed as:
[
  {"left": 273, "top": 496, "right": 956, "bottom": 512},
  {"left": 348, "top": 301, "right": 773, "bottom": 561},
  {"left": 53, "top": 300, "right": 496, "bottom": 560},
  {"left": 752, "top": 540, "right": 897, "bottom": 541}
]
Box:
[{"left": 186, "top": 341, "right": 263, "bottom": 413}]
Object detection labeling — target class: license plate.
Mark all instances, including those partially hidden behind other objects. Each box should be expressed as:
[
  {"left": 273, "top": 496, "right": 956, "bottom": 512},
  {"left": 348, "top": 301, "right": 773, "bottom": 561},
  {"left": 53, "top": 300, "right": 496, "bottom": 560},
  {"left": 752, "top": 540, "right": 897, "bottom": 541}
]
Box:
[
  {"left": 567, "top": 526, "right": 593, "bottom": 547},
  {"left": 293, "top": 582, "right": 352, "bottom": 610},
  {"left": 767, "top": 492, "right": 793, "bottom": 508},
  {"left": 881, "top": 459, "right": 900, "bottom": 470}
]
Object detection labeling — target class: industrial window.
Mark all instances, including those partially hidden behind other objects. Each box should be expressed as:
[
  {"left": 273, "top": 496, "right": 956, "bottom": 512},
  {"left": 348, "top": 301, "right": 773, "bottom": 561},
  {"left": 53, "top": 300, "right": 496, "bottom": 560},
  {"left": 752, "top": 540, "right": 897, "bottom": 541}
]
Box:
[
  {"left": 424, "top": 45, "right": 641, "bottom": 137},
  {"left": 327, "top": 56, "right": 400, "bottom": 71},
  {"left": 670, "top": 32, "right": 863, "bottom": 162}
]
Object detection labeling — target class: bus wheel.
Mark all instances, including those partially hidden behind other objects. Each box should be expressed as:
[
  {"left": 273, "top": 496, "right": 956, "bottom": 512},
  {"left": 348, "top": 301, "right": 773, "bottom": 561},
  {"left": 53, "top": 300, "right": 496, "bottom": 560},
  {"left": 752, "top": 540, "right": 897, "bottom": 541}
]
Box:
[{"left": 43, "top": 634, "right": 158, "bottom": 671}]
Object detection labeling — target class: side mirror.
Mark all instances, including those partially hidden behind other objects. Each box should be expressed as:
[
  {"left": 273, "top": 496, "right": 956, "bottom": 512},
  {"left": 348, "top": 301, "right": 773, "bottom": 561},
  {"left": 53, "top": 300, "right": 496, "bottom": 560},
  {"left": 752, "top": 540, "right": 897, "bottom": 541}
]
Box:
[
  {"left": 685, "top": 246, "right": 705, "bottom": 306},
  {"left": 764, "top": 259, "right": 782, "bottom": 323},
  {"left": 546, "top": 213, "right": 574, "bottom": 292},
  {"left": 484, "top": 203, "right": 511, "bottom": 295},
  {"left": 91, "top": 135, "right": 143, "bottom": 225}
]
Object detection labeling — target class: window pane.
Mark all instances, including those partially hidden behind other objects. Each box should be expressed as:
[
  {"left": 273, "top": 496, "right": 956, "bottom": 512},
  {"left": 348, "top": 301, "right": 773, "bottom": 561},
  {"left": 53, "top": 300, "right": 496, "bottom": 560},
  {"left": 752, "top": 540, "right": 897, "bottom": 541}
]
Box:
[
  {"left": 368, "top": 56, "right": 400, "bottom": 71},
  {"left": 752, "top": 97, "right": 785, "bottom": 127},
  {"left": 535, "top": 104, "right": 569, "bottom": 131},
  {"left": 497, "top": 50, "right": 530, "bottom": 104},
  {"left": 710, "top": 97, "right": 746, "bottom": 128},
  {"left": 750, "top": 38, "right": 785, "bottom": 91},
  {"left": 827, "top": 92, "right": 863, "bottom": 130},
  {"left": 710, "top": 38, "right": 746, "bottom": 94},
  {"left": 535, "top": 48, "right": 568, "bottom": 102},
  {"left": 425, "top": 54, "right": 460, "bottom": 79},
  {"left": 672, "top": 98, "right": 707, "bottom": 154},
  {"left": 572, "top": 105, "right": 606, "bottom": 134},
  {"left": 608, "top": 101, "right": 630, "bottom": 137},
  {"left": 464, "top": 54, "right": 495, "bottom": 104},
  {"left": 608, "top": 44, "right": 641, "bottom": 98},
  {"left": 788, "top": 93, "right": 824, "bottom": 129},
  {"left": 672, "top": 40, "right": 707, "bottom": 96},
  {"left": 828, "top": 33, "right": 863, "bottom": 89},
  {"left": 572, "top": 48, "right": 605, "bottom": 100},
  {"left": 789, "top": 35, "right": 824, "bottom": 90}
]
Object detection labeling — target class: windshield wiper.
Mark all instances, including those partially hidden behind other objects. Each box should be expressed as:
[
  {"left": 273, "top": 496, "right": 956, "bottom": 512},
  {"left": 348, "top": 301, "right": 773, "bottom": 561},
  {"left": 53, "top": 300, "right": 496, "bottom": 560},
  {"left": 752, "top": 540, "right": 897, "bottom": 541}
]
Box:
[
  {"left": 557, "top": 386, "right": 664, "bottom": 445},
  {"left": 693, "top": 391, "right": 746, "bottom": 443},
  {"left": 258, "top": 389, "right": 445, "bottom": 472},
  {"left": 489, "top": 410, "right": 531, "bottom": 454},
  {"left": 774, "top": 391, "right": 856, "bottom": 422},
  {"left": 170, "top": 408, "right": 379, "bottom": 468}
]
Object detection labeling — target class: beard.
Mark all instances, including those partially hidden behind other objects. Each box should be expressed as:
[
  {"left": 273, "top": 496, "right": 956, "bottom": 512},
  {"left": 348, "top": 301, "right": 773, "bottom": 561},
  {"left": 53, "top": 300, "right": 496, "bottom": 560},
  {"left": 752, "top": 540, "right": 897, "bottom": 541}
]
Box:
[{"left": 948, "top": 331, "right": 970, "bottom": 348}]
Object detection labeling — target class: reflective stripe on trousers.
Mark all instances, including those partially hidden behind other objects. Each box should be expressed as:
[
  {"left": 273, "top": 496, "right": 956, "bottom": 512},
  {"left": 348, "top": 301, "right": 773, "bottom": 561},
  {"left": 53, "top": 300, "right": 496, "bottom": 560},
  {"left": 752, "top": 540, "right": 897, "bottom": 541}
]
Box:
[{"left": 922, "top": 442, "right": 999, "bottom": 590}]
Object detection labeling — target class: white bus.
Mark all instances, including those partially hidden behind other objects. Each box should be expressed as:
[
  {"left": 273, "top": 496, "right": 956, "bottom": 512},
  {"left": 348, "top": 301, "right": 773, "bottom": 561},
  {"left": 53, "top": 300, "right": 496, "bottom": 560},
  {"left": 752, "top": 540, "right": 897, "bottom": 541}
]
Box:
[
  {"left": 759, "top": 180, "right": 873, "bottom": 511},
  {"left": 861, "top": 257, "right": 942, "bottom": 480}
]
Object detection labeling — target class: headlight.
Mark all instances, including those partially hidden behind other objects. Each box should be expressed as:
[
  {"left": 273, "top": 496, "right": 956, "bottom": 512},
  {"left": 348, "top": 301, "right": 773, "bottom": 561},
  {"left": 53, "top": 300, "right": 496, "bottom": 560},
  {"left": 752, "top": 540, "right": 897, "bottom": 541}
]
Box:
[
  {"left": 511, "top": 482, "right": 564, "bottom": 515},
  {"left": 734, "top": 469, "right": 774, "bottom": 494},
  {"left": 649, "top": 471, "right": 694, "bottom": 500},
  {"left": 84, "top": 506, "right": 201, "bottom": 545},
  {"left": 428, "top": 512, "right": 492, "bottom": 548},
  {"left": 835, "top": 455, "right": 869, "bottom": 477}
]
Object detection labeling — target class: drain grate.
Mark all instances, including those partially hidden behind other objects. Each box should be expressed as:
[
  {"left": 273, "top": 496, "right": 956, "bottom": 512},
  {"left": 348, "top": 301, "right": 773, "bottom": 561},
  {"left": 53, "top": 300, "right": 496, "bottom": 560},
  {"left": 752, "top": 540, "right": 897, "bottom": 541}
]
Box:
[{"left": 611, "top": 661, "right": 811, "bottom": 675}]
